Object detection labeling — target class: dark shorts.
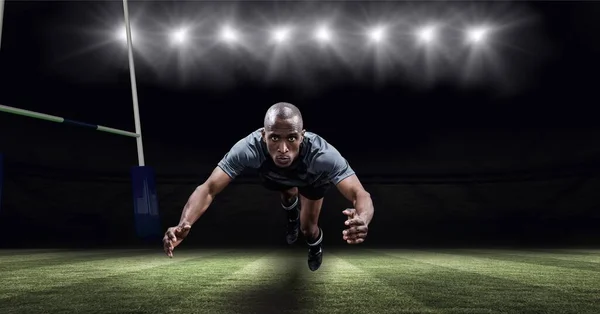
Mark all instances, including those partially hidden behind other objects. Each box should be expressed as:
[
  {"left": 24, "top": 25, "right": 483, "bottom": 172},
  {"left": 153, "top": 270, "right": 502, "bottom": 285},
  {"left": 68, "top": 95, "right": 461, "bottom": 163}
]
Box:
[{"left": 259, "top": 175, "right": 331, "bottom": 201}]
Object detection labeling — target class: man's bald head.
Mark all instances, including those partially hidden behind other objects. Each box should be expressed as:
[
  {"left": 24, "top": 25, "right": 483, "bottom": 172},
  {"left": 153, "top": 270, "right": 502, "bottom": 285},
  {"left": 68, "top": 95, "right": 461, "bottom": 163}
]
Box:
[
  {"left": 262, "top": 102, "right": 305, "bottom": 167},
  {"left": 263, "top": 102, "right": 303, "bottom": 131}
]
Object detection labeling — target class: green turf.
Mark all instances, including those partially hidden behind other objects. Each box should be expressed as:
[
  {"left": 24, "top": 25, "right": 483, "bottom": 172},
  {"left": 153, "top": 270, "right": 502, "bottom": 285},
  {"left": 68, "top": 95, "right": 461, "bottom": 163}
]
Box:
[{"left": 0, "top": 248, "right": 599, "bottom": 313}]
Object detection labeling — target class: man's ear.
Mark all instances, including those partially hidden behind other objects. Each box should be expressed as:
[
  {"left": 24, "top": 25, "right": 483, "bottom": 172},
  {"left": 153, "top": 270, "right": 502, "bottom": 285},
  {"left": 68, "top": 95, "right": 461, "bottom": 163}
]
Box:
[{"left": 261, "top": 128, "right": 266, "bottom": 142}]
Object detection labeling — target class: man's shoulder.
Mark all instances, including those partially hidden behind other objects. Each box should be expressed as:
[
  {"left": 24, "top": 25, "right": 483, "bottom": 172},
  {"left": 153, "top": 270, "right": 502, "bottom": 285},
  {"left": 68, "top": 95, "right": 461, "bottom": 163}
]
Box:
[
  {"left": 218, "top": 128, "right": 265, "bottom": 174},
  {"left": 303, "top": 132, "right": 344, "bottom": 167},
  {"left": 233, "top": 128, "right": 263, "bottom": 148},
  {"left": 303, "top": 131, "right": 355, "bottom": 182},
  {"left": 304, "top": 131, "right": 337, "bottom": 154},
  {"left": 244, "top": 128, "right": 264, "bottom": 141}
]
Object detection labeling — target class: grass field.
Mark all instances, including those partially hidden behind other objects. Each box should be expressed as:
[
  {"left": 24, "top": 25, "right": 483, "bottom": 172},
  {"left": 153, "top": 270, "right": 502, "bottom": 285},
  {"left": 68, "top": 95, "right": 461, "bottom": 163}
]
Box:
[{"left": 1, "top": 247, "right": 599, "bottom": 313}]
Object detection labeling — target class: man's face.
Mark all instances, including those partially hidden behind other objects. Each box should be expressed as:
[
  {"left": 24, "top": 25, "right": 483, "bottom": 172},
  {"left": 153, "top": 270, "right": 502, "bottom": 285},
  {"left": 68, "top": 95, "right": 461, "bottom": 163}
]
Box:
[{"left": 262, "top": 117, "right": 304, "bottom": 168}]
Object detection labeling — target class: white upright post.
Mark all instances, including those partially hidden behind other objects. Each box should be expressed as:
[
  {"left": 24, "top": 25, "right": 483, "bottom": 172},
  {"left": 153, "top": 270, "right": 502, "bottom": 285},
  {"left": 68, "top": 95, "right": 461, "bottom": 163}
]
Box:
[
  {"left": 0, "top": 0, "right": 5, "bottom": 51},
  {"left": 122, "top": 0, "right": 145, "bottom": 166}
]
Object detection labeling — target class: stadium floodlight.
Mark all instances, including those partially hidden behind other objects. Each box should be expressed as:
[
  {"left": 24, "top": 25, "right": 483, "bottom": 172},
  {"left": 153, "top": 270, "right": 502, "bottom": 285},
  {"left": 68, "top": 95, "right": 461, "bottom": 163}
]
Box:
[
  {"left": 314, "top": 25, "right": 332, "bottom": 43},
  {"left": 415, "top": 25, "right": 437, "bottom": 44},
  {"left": 118, "top": 29, "right": 127, "bottom": 42},
  {"left": 367, "top": 25, "right": 386, "bottom": 43},
  {"left": 465, "top": 26, "right": 489, "bottom": 44},
  {"left": 271, "top": 26, "right": 292, "bottom": 44},
  {"left": 219, "top": 25, "right": 239, "bottom": 43},
  {"left": 170, "top": 27, "right": 189, "bottom": 45},
  {"left": 117, "top": 27, "right": 136, "bottom": 43}
]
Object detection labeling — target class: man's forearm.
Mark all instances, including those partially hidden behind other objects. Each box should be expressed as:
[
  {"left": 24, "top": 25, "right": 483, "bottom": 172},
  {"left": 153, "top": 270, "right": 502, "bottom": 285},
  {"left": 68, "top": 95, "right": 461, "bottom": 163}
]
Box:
[
  {"left": 178, "top": 184, "right": 215, "bottom": 227},
  {"left": 353, "top": 191, "right": 374, "bottom": 225}
]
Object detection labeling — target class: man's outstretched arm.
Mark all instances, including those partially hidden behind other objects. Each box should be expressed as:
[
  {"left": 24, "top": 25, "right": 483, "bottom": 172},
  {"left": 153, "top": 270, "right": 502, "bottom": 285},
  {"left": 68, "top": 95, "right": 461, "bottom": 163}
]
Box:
[
  {"left": 163, "top": 167, "right": 232, "bottom": 257},
  {"left": 178, "top": 166, "right": 232, "bottom": 227},
  {"left": 164, "top": 131, "right": 263, "bottom": 257},
  {"left": 336, "top": 174, "right": 374, "bottom": 244}
]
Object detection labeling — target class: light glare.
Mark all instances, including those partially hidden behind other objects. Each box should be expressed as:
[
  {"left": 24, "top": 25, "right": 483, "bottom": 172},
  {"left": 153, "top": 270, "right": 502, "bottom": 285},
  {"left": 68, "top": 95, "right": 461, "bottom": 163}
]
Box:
[
  {"left": 368, "top": 26, "right": 385, "bottom": 43},
  {"left": 272, "top": 26, "right": 291, "bottom": 43},
  {"left": 416, "top": 25, "right": 437, "bottom": 44},
  {"left": 171, "top": 27, "right": 188, "bottom": 45},
  {"left": 117, "top": 28, "right": 135, "bottom": 43},
  {"left": 220, "top": 25, "right": 238, "bottom": 43},
  {"left": 466, "top": 26, "right": 489, "bottom": 44},
  {"left": 315, "top": 26, "right": 331, "bottom": 42}
]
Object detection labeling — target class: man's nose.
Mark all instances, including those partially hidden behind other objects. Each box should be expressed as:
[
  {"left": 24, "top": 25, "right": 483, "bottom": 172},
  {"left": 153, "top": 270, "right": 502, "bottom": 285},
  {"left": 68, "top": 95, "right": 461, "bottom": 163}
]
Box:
[{"left": 278, "top": 142, "right": 289, "bottom": 153}]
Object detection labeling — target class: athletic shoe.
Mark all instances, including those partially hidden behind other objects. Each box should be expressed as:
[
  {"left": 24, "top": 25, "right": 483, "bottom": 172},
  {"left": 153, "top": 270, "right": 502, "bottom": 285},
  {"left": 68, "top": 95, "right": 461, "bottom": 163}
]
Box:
[
  {"left": 307, "top": 228, "right": 323, "bottom": 271},
  {"left": 308, "top": 245, "right": 323, "bottom": 271}
]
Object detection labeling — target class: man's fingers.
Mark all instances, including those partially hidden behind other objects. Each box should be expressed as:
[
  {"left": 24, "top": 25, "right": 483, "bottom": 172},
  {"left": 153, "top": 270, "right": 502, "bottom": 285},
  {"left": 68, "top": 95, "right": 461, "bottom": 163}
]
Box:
[
  {"left": 164, "top": 240, "right": 175, "bottom": 258},
  {"left": 342, "top": 211, "right": 367, "bottom": 243},
  {"left": 167, "top": 230, "right": 177, "bottom": 242},
  {"left": 344, "top": 236, "right": 365, "bottom": 244},
  {"left": 344, "top": 218, "right": 364, "bottom": 226},
  {"left": 343, "top": 232, "right": 367, "bottom": 240},
  {"left": 343, "top": 225, "right": 367, "bottom": 235},
  {"left": 344, "top": 225, "right": 368, "bottom": 239},
  {"left": 342, "top": 208, "right": 355, "bottom": 217},
  {"left": 163, "top": 225, "right": 190, "bottom": 258},
  {"left": 342, "top": 228, "right": 368, "bottom": 241},
  {"left": 346, "top": 238, "right": 365, "bottom": 244},
  {"left": 163, "top": 240, "right": 172, "bottom": 256},
  {"left": 164, "top": 230, "right": 177, "bottom": 257}
]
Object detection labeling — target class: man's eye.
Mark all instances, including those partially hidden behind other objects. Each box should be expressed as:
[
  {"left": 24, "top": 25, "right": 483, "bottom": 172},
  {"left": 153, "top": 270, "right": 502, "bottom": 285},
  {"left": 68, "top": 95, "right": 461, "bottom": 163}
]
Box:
[
  {"left": 270, "top": 136, "right": 279, "bottom": 141},
  {"left": 288, "top": 137, "right": 296, "bottom": 142}
]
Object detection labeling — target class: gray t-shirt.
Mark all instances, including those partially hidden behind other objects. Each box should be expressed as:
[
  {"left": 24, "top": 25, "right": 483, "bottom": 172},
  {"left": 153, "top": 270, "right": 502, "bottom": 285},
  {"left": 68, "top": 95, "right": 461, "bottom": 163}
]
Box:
[{"left": 218, "top": 128, "right": 355, "bottom": 188}]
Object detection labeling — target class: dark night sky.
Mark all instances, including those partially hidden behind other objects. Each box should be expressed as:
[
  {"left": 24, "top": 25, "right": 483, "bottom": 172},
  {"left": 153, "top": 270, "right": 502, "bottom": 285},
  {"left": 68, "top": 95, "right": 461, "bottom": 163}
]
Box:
[
  {"left": 2, "top": 0, "right": 599, "bottom": 132},
  {"left": 1, "top": 1, "right": 599, "bottom": 169},
  {"left": 1, "top": 1, "right": 600, "bottom": 248}
]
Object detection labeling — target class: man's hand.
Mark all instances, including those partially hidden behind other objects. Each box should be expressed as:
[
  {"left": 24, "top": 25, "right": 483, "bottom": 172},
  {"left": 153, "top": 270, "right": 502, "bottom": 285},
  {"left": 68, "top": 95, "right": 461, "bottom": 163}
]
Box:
[
  {"left": 163, "top": 224, "right": 191, "bottom": 257},
  {"left": 342, "top": 208, "right": 368, "bottom": 244}
]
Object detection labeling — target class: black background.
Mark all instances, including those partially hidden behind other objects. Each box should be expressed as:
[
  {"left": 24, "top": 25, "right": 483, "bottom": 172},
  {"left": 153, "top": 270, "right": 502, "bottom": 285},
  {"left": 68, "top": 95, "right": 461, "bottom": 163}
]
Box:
[{"left": 1, "top": 1, "right": 599, "bottom": 249}]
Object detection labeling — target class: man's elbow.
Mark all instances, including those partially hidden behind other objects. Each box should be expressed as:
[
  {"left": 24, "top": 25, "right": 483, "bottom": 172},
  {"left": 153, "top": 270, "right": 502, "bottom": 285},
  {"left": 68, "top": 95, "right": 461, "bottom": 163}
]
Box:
[
  {"left": 194, "top": 183, "right": 215, "bottom": 199},
  {"left": 197, "top": 180, "right": 227, "bottom": 199},
  {"left": 357, "top": 190, "right": 371, "bottom": 200}
]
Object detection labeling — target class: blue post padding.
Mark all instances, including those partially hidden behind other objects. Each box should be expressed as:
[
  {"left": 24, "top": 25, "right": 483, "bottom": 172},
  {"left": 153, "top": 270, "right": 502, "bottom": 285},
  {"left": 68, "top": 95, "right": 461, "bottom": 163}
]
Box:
[
  {"left": 131, "top": 166, "right": 162, "bottom": 240},
  {"left": 0, "top": 154, "right": 3, "bottom": 214}
]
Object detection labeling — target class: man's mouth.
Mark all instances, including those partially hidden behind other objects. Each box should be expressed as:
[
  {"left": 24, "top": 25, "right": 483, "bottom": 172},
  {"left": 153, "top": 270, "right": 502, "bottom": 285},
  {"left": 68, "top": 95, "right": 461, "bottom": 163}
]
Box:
[{"left": 276, "top": 156, "right": 291, "bottom": 164}]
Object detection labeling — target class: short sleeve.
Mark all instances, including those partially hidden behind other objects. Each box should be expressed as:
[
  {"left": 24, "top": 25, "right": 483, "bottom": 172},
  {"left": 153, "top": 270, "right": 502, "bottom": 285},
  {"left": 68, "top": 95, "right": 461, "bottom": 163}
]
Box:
[
  {"left": 312, "top": 145, "right": 356, "bottom": 185},
  {"left": 217, "top": 132, "right": 264, "bottom": 179}
]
